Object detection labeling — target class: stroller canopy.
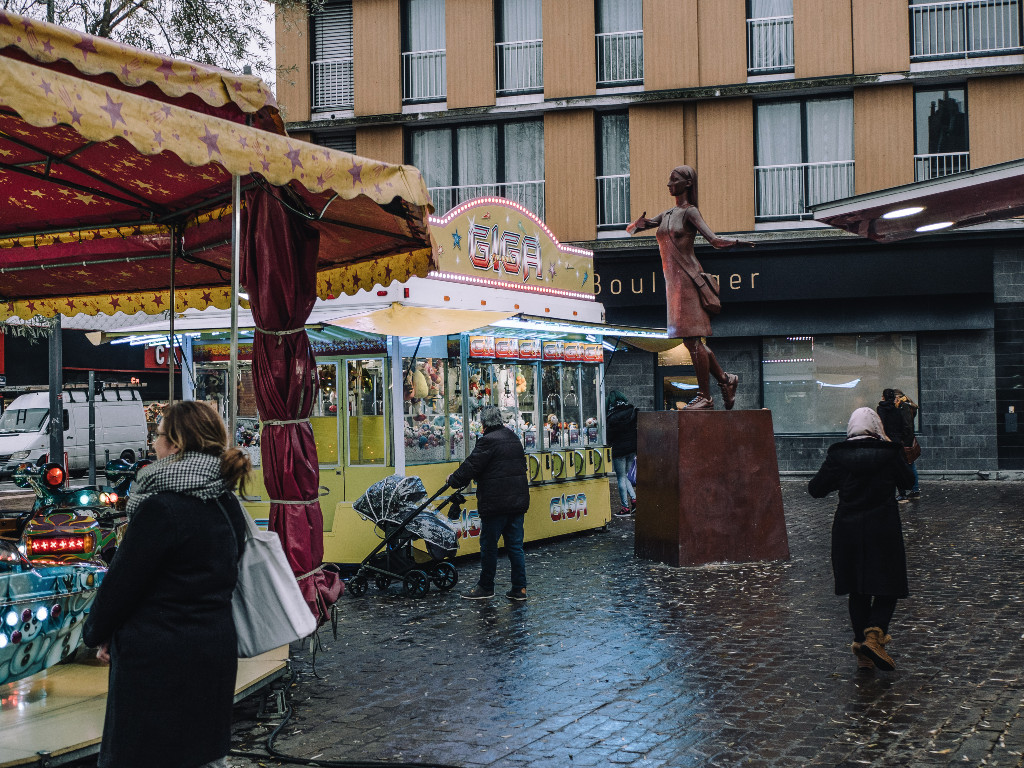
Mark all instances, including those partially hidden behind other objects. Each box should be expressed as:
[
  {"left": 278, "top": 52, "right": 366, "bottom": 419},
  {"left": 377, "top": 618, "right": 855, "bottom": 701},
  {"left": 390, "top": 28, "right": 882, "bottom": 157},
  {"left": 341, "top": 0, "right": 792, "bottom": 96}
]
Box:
[{"left": 354, "top": 476, "right": 458, "bottom": 559}]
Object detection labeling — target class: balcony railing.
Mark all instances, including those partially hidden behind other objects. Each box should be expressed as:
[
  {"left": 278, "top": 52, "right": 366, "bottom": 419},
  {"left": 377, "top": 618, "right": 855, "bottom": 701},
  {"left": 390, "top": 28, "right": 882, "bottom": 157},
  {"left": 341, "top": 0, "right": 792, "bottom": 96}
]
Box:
[
  {"left": 911, "top": 0, "right": 1022, "bottom": 59},
  {"left": 755, "top": 160, "right": 854, "bottom": 220},
  {"left": 402, "top": 49, "right": 446, "bottom": 103},
  {"left": 747, "top": 16, "right": 795, "bottom": 73},
  {"left": 596, "top": 31, "right": 643, "bottom": 87},
  {"left": 597, "top": 174, "right": 631, "bottom": 228},
  {"left": 496, "top": 40, "right": 543, "bottom": 95},
  {"left": 428, "top": 181, "right": 545, "bottom": 218},
  {"left": 914, "top": 151, "right": 970, "bottom": 180},
  {"left": 312, "top": 58, "right": 354, "bottom": 111}
]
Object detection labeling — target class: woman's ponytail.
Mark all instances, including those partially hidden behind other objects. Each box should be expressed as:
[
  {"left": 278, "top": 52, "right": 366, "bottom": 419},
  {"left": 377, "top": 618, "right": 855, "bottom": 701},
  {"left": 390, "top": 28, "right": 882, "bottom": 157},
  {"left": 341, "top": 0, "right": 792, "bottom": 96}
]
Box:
[{"left": 221, "top": 447, "right": 252, "bottom": 496}]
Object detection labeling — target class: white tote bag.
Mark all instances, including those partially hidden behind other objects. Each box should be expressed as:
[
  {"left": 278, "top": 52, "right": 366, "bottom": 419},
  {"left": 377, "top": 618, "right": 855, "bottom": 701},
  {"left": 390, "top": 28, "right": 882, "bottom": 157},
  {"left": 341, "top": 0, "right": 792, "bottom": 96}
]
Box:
[{"left": 219, "top": 499, "right": 317, "bottom": 658}]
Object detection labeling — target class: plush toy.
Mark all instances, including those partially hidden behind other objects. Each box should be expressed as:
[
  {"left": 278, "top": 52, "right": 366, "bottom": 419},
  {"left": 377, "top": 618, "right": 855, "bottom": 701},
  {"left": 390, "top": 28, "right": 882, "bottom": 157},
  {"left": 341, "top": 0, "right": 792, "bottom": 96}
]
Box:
[
  {"left": 413, "top": 364, "right": 429, "bottom": 399},
  {"left": 515, "top": 373, "right": 527, "bottom": 394},
  {"left": 498, "top": 367, "right": 517, "bottom": 408},
  {"left": 468, "top": 373, "right": 481, "bottom": 398}
]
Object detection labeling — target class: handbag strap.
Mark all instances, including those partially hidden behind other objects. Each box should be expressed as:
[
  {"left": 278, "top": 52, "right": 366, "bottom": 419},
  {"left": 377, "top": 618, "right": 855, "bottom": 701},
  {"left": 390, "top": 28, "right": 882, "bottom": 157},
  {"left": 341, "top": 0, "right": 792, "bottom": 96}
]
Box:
[{"left": 215, "top": 496, "right": 246, "bottom": 560}]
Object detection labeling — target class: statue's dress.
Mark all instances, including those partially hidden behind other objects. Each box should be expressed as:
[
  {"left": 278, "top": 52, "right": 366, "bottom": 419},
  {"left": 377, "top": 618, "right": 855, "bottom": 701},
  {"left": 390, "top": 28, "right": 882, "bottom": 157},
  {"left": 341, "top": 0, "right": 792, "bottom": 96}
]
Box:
[{"left": 655, "top": 205, "right": 712, "bottom": 339}]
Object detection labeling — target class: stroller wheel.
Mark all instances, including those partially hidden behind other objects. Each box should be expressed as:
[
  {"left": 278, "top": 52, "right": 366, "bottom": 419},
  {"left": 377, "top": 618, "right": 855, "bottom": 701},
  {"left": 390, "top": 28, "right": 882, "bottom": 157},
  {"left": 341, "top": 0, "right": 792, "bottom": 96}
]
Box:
[
  {"left": 348, "top": 575, "right": 368, "bottom": 597},
  {"left": 432, "top": 562, "right": 459, "bottom": 591},
  {"left": 374, "top": 574, "right": 391, "bottom": 591},
  {"left": 402, "top": 570, "right": 430, "bottom": 598}
]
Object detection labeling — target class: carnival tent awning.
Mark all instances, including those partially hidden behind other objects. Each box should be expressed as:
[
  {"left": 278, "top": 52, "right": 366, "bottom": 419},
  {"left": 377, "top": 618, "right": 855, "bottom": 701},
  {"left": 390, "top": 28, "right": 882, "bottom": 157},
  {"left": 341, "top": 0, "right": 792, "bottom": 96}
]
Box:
[
  {"left": 811, "top": 157, "right": 1024, "bottom": 243},
  {"left": 329, "top": 303, "right": 517, "bottom": 337},
  {"left": 0, "top": 11, "right": 434, "bottom": 321}
]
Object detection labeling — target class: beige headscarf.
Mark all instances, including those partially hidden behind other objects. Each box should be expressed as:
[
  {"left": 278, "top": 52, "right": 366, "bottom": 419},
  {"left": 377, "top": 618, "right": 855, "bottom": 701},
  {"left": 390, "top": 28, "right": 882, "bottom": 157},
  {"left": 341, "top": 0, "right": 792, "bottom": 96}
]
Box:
[{"left": 846, "top": 407, "right": 889, "bottom": 441}]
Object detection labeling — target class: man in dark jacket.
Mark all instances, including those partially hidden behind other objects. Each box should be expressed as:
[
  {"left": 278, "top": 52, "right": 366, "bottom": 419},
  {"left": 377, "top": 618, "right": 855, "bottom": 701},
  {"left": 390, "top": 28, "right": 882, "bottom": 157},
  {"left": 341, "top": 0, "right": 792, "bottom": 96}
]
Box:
[
  {"left": 448, "top": 405, "right": 530, "bottom": 600},
  {"left": 877, "top": 388, "right": 911, "bottom": 502},
  {"left": 605, "top": 390, "right": 638, "bottom": 517}
]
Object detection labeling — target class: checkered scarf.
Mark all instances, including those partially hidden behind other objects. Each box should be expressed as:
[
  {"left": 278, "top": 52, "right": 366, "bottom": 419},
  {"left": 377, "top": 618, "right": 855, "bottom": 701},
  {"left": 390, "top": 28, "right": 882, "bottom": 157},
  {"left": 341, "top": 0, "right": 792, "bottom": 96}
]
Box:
[{"left": 126, "top": 451, "right": 232, "bottom": 519}]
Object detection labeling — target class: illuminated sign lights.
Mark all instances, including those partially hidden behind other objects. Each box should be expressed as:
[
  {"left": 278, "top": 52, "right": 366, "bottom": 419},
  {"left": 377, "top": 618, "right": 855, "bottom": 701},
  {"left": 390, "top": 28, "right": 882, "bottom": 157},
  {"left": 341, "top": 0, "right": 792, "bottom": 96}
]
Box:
[
  {"left": 430, "top": 197, "right": 595, "bottom": 259},
  {"left": 427, "top": 271, "right": 596, "bottom": 301}
]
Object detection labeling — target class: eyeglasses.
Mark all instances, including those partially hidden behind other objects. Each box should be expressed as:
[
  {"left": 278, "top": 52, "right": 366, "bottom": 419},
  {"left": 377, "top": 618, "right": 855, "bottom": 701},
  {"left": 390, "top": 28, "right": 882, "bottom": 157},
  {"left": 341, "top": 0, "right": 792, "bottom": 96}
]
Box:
[{"left": 155, "top": 431, "right": 167, "bottom": 438}]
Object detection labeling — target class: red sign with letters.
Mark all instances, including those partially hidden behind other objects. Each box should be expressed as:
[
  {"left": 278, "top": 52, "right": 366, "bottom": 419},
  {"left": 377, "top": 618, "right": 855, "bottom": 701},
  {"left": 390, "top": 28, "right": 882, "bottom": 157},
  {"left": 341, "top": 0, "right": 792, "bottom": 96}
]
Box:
[{"left": 144, "top": 344, "right": 182, "bottom": 369}]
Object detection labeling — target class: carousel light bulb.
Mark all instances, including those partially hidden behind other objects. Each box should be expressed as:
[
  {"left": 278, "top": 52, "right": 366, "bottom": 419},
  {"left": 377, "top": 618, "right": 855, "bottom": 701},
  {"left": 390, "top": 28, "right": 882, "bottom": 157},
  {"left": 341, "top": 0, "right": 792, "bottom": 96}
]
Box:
[
  {"left": 0, "top": 634, "right": 7, "bottom": 649},
  {"left": 3, "top": 611, "right": 15, "bottom": 627},
  {"left": 35, "top": 607, "right": 48, "bottom": 622}
]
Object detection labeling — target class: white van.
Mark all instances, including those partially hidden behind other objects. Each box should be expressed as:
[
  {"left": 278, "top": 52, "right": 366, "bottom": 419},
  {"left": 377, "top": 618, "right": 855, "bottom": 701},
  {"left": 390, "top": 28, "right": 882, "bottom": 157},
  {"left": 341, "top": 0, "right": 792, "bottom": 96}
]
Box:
[{"left": 0, "top": 390, "right": 148, "bottom": 478}]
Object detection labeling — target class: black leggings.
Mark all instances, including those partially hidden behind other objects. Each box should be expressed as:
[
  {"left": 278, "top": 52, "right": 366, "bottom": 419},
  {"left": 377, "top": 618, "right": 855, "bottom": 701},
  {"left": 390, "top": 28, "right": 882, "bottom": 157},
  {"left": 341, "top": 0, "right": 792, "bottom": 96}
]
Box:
[{"left": 848, "top": 593, "right": 898, "bottom": 642}]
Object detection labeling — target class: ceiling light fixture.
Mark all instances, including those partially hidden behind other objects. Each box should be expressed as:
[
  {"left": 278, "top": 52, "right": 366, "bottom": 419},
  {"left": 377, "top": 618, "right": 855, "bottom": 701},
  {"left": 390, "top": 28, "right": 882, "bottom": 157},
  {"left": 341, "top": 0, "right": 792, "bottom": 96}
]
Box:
[
  {"left": 882, "top": 206, "right": 924, "bottom": 219},
  {"left": 915, "top": 221, "right": 954, "bottom": 232}
]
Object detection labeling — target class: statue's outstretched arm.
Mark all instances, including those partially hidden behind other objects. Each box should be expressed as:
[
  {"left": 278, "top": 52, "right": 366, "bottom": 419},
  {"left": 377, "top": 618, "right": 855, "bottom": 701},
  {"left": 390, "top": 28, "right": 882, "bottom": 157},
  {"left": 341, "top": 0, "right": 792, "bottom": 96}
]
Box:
[
  {"left": 687, "top": 207, "right": 754, "bottom": 249},
  {"left": 626, "top": 210, "right": 665, "bottom": 235}
]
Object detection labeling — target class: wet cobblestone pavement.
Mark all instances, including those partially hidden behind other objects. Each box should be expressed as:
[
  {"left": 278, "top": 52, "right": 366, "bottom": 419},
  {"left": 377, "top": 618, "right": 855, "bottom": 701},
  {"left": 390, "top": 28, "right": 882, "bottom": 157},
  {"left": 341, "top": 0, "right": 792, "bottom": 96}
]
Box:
[{"left": 223, "top": 481, "right": 1024, "bottom": 768}]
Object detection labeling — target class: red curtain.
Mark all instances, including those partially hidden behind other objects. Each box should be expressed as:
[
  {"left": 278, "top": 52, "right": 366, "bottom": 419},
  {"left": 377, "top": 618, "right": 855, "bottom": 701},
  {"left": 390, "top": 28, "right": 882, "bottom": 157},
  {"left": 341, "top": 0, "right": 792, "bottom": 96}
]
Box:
[{"left": 241, "top": 188, "right": 342, "bottom": 622}]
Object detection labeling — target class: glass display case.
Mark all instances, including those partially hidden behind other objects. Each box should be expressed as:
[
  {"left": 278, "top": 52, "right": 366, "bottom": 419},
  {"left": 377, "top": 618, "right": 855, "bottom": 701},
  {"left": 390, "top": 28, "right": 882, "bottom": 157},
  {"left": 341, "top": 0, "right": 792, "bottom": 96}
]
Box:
[
  {"left": 404, "top": 355, "right": 463, "bottom": 465},
  {"left": 313, "top": 362, "right": 339, "bottom": 465},
  {"left": 541, "top": 362, "right": 562, "bottom": 448},
  {"left": 346, "top": 359, "right": 387, "bottom": 465},
  {"left": 580, "top": 363, "right": 601, "bottom": 445}
]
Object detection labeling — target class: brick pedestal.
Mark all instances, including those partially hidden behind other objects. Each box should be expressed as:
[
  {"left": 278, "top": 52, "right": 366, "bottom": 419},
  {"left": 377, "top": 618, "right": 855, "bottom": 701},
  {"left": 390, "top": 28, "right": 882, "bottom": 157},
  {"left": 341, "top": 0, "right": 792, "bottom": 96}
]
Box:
[{"left": 634, "top": 409, "right": 789, "bottom": 567}]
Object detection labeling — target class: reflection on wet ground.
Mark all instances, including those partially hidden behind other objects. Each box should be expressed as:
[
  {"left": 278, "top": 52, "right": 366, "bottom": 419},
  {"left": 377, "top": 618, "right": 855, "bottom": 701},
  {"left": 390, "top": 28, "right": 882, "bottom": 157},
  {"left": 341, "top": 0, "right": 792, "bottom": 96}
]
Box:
[{"left": 223, "top": 481, "right": 1024, "bottom": 767}]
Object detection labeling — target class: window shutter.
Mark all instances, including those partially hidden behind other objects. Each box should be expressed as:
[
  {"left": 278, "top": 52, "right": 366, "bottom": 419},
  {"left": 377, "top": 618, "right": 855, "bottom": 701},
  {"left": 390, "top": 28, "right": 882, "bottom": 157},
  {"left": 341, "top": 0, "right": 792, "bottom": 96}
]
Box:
[{"left": 313, "top": 0, "right": 353, "bottom": 61}]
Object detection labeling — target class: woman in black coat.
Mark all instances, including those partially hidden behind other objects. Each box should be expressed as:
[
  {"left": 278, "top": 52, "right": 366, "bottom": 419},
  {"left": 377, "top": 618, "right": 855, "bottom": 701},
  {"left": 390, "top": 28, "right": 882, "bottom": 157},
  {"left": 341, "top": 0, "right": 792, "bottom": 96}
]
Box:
[
  {"left": 84, "top": 401, "right": 250, "bottom": 768},
  {"left": 808, "top": 407, "right": 914, "bottom": 672}
]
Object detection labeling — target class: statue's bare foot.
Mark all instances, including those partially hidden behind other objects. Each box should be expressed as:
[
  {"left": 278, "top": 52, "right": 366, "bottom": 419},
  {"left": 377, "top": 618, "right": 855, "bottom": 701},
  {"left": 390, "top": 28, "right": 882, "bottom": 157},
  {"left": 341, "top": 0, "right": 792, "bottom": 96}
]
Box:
[
  {"left": 684, "top": 394, "right": 714, "bottom": 410},
  {"left": 719, "top": 374, "right": 739, "bottom": 410}
]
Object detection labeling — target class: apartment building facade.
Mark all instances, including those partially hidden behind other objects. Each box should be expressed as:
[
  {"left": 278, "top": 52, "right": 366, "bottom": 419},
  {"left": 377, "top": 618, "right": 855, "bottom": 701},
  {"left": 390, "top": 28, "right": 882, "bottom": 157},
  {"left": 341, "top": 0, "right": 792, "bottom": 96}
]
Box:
[{"left": 276, "top": 0, "right": 1024, "bottom": 472}]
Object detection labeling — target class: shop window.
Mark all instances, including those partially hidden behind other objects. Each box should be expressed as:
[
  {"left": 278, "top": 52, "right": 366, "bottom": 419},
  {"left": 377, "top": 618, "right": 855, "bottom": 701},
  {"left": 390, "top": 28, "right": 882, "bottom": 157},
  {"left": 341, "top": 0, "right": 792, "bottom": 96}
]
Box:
[
  {"left": 596, "top": 0, "right": 643, "bottom": 87},
  {"left": 747, "top": 0, "right": 794, "bottom": 75},
  {"left": 914, "top": 87, "right": 969, "bottom": 181},
  {"left": 761, "top": 334, "right": 919, "bottom": 435},
  {"left": 311, "top": 0, "right": 353, "bottom": 112},
  {"left": 496, "top": 0, "right": 543, "bottom": 95},
  {"left": 346, "top": 359, "right": 387, "bottom": 465},
  {"left": 313, "top": 363, "right": 340, "bottom": 466},
  {"left": 408, "top": 120, "right": 544, "bottom": 217},
  {"left": 910, "top": 0, "right": 1022, "bottom": 62},
  {"left": 596, "top": 112, "right": 630, "bottom": 229},
  {"left": 755, "top": 96, "right": 854, "bottom": 220},
  {"left": 466, "top": 359, "right": 497, "bottom": 453},
  {"left": 402, "top": 0, "right": 446, "bottom": 103},
  {"left": 657, "top": 344, "right": 697, "bottom": 410}
]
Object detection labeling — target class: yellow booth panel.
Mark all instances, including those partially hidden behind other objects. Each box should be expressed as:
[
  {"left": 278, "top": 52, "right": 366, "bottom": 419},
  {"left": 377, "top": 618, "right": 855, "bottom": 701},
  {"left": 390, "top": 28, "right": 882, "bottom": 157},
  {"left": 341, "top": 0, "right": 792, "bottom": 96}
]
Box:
[
  {"left": 310, "top": 416, "right": 339, "bottom": 464},
  {"left": 349, "top": 415, "right": 387, "bottom": 465}
]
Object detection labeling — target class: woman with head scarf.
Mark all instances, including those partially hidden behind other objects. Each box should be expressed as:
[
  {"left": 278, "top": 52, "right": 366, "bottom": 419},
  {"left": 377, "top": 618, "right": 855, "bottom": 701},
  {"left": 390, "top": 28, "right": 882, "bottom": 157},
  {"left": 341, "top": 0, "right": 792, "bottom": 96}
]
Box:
[
  {"left": 605, "top": 390, "right": 638, "bottom": 517},
  {"left": 808, "top": 407, "right": 915, "bottom": 672},
  {"left": 84, "top": 401, "right": 251, "bottom": 768}
]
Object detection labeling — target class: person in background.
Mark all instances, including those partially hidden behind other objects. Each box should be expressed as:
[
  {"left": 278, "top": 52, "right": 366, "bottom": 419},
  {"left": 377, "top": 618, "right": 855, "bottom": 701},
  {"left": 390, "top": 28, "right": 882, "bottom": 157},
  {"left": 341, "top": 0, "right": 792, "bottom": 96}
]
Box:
[
  {"left": 605, "top": 390, "right": 638, "bottom": 517},
  {"left": 877, "top": 388, "right": 912, "bottom": 502},
  {"left": 808, "top": 407, "right": 915, "bottom": 673},
  {"left": 449, "top": 405, "right": 530, "bottom": 601},
  {"left": 84, "top": 401, "right": 251, "bottom": 768},
  {"left": 895, "top": 389, "right": 921, "bottom": 499}
]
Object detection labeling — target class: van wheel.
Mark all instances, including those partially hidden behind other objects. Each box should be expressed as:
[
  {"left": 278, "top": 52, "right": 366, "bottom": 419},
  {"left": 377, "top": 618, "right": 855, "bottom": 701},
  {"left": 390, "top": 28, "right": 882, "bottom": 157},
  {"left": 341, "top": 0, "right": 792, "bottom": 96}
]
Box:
[{"left": 119, "top": 450, "right": 136, "bottom": 463}]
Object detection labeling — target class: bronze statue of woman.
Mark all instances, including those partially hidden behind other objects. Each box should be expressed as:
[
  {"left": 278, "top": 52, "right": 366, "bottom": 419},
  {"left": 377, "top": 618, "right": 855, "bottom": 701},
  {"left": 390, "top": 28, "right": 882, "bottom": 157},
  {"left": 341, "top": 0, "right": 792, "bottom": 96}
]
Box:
[{"left": 626, "top": 165, "right": 753, "bottom": 410}]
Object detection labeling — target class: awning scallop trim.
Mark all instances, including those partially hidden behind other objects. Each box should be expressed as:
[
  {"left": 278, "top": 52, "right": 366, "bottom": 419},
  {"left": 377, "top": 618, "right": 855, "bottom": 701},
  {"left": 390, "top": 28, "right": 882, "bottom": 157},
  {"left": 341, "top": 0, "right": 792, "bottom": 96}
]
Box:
[
  {"left": 0, "top": 10, "right": 276, "bottom": 119},
  {"left": 1, "top": 285, "right": 239, "bottom": 321},
  {"left": 1, "top": 55, "right": 434, "bottom": 210},
  {"left": 316, "top": 248, "right": 435, "bottom": 301}
]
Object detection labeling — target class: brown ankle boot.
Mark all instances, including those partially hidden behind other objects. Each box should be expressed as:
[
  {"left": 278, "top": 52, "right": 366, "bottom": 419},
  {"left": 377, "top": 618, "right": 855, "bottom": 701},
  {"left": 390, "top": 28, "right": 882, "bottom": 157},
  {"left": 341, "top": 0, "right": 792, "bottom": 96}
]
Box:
[
  {"left": 851, "top": 641, "right": 875, "bottom": 670},
  {"left": 859, "top": 627, "right": 895, "bottom": 671},
  {"left": 718, "top": 373, "right": 739, "bottom": 410}
]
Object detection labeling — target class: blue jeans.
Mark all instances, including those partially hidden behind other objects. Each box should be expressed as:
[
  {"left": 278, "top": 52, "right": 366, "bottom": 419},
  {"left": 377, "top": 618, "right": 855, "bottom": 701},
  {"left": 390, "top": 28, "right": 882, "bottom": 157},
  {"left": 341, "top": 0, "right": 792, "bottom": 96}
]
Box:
[
  {"left": 612, "top": 453, "right": 636, "bottom": 508},
  {"left": 910, "top": 461, "right": 919, "bottom": 492},
  {"left": 478, "top": 513, "right": 526, "bottom": 591}
]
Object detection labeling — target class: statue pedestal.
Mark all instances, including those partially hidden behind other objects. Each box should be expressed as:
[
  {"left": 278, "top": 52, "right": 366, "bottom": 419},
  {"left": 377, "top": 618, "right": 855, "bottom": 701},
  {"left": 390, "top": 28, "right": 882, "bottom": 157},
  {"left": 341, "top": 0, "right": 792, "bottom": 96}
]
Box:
[{"left": 634, "top": 410, "right": 789, "bottom": 567}]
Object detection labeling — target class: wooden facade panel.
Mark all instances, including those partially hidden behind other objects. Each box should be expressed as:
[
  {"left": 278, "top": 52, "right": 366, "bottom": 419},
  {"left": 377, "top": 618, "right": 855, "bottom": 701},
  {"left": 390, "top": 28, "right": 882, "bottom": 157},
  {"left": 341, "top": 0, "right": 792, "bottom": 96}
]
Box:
[
  {"left": 643, "top": 0, "right": 699, "bottom": 91},
  {"left": 968, "top": 76, "right": 1024, "bottom": 168},
  {"left": 794, "top": 0, "right": 853, "bottom": 78},
  {"left": 852, "top": 0, "right": 909, "bottom": 74},
  {"left": 543, "top": 0, "right": 596, "bottom": 98},
  {"left": 694, "top": 99, "right": 754, "bottom": 233},
  {"left": 356, "top": 125, "right": 405, "bottom": 165},
  {"left": 697, "top": 0, "right": 747, "bottom": 86},
  {"left": 354, "top": 0, "right": 402, "bottom": 116},
  {"left": 629, "top": 103, "right": 697, "bottom": 222},
  {"left": 446, "top": 0, "right": 495, "bottom": 109},
  {"left": 853, "top": 84, "right": 914, "bottom": 194},
  {"left": 275, "top": 5, "right": 311, "bottom": 124},
  {"left": 544, "top": 111, "right": 597, "bottom": 242}
]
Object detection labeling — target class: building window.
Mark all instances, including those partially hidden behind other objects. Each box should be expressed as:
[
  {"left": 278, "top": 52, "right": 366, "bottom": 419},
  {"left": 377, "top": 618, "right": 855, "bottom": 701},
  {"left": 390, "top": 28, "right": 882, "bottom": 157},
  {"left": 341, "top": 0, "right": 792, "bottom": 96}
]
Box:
[
  {"left": 762, "top": 334, "right": 919, "bottom": 435},
  {"left": 402, "top": 0, "right": 446, "bottom": 103},
  {"left": 596, "top": 112, "right": 630, "bottom": 229},
  {"left": 596, "top": 0, "right": 643, "bottom": 87},
  {"left": 910, "top": 0, "right": 1022, "bottom": 61},
  {"left": 747, "top": 0, "right": 794, "bottom": 74},
  {"left": 496, "top": 0, "right": 543, "bottom": 95},
  {"left": 317, "top": 131, "right": 356, "bottom": 154},
  {"left": 914, "top": 87, "right": 969, "bottom": 181},
  {"left": 409, "top": 120, "right": 545, "bottom": 217},
  {"left": 311, "top": 0, "right": 353, "bottom": 111},
  {"left": 755, "top": 97, "right": 854, "bottom": 220}
]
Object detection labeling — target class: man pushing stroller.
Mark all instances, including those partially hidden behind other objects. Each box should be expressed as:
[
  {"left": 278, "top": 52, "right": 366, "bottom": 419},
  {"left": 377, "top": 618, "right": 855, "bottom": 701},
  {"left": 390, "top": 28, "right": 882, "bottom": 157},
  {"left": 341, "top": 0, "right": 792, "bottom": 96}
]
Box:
[{"left": 448, "top": 405, "right": 530, "bottom": 601}]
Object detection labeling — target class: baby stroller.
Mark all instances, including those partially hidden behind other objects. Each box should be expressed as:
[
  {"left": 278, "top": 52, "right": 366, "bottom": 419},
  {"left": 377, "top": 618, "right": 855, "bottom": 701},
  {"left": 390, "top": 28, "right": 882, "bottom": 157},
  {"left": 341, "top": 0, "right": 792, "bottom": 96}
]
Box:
[{"left": 349, "top": 476, "right": 464, "bottom": 598}]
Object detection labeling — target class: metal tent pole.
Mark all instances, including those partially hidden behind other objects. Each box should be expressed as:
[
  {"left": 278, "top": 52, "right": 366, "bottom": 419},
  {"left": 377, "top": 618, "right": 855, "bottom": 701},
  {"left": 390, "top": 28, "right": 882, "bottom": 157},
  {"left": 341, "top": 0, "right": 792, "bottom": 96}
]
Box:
[
  {"left": 229, "top": 176, "right": 241, "bottom": 447},
  {"left": 168, "top": 229, "right": 176, "bottom": 403},
  {"left": 390, "top": 335, "right": 405, "bottom": 476}
]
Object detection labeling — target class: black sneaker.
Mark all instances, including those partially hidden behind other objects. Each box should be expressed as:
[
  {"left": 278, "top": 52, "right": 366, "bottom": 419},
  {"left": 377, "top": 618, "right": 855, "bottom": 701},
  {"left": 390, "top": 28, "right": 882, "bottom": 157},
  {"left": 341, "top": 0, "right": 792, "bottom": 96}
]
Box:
[
  {"left": 896, "top": 494, "right": 909, "bottom": 503},
  {"left": 613, "top": 506, "right": 632, "bottom": 518},
  {"left": 462, "top": 584, "right": 494, "bottom": 600},
  {"left": 908, "top": 490, "right": 921, "bottom": 499},
  {"left": 505, "top": 587, "right": 527, "bottom": 601}
]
